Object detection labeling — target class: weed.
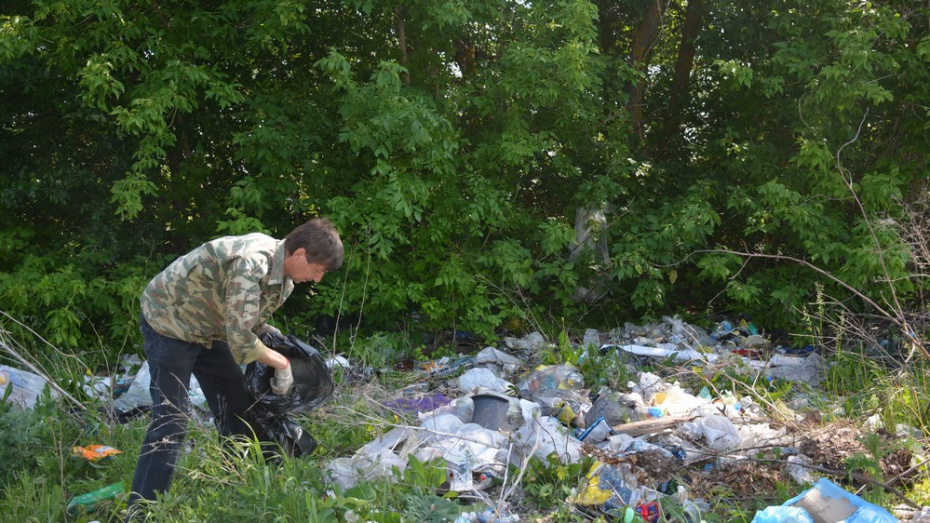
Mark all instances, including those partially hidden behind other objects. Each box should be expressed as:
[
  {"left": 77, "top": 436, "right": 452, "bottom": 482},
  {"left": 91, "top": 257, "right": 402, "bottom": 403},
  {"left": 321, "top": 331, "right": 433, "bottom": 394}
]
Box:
[
  {"left": 401, "top": 492, "right": 462, "bottom": 522},
  {"left": 558, "top": 330, "right": 585, "bottom": 366},
  {"left": 131, "top": 424, "right": 352, "bottom": 522},
  {"left": 342, "top": 331, "right": 407, "bottom": 371},
  {"left": 825, "top": 345, "right": 884, "bottom": 396},
  {"left": 881, "top": 364, "right": 930, "bottom": 434},
  {"left": 1, "top": 472, "right": 67, "bottom": 522},
  {"left": 0, "top": 402, "right": 51, "bottom": 487},
  {"left": 576, "top": 347, "right": 636, "bottom": 392},
  {"left": 907, "top": 477, "right": 930, "bottom": 506},
  {"left": 307, "top": 391, "right": 391, "bottom": 456},
  {"left": 521, "top": 454, "right": 592, "bottom": 512},
  {"left": 401, "top": 455, "right": 448, "bottom": 492}
]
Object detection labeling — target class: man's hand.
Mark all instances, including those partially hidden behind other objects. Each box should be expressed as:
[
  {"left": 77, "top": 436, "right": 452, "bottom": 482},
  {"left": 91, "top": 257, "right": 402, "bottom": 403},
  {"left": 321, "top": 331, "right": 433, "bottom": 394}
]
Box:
[
  {"left": 260, "top": 323, "right": 283, "bottom": 338},
  {"left": 271, "top": 360, "right": 294, "bottom": 395}
]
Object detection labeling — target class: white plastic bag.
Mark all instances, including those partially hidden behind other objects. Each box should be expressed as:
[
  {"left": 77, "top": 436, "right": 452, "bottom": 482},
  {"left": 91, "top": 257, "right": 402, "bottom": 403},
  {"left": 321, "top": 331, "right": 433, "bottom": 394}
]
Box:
[
  {"left": 0, "top": 365, "right": 60, "bottom": 408},
  {"left": 435, "top": 424, "right": 509, "bottom": 491},
  {"left": 513, "top": 416, "right": 583, "bottom": 465},
  {"left": 681, "top": 414, "right": 741, "bottom": 452},
  {"left": 474, "top": 347, "right": 522, "bottom": 375},
  {"left": 656, "top": 384, "right": 710, "bottom": 416},
  {"left": 324, "top": 452, "right": 408, "bottom": 490},
  {"left": 111, "top": 362, "right": 152, "bottom": 413},
  {"left": 457, "top": 368, "right": 512, "bottom": 394},
  {"left": 111, "top": 361, "right": 208, "bottom": 413}
]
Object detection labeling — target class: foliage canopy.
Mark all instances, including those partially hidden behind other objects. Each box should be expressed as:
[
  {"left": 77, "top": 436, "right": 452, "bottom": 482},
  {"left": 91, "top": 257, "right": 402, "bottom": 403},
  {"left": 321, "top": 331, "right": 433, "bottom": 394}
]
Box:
[{"left": 1, "top": 0, "right": 929, "bottom": 354}]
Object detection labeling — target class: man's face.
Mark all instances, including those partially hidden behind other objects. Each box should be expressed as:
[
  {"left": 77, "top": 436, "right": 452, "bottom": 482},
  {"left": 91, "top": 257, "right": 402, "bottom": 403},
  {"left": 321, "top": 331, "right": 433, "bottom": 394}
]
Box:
[{"left": 284, "top": 248, "right": 327, "bottom": 284}]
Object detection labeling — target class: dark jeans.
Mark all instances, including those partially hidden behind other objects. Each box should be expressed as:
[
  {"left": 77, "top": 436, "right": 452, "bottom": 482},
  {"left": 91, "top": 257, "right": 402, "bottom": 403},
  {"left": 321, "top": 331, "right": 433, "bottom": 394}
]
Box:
[{"left": 128, "top": 316, "right": 256, "bottom": 509}]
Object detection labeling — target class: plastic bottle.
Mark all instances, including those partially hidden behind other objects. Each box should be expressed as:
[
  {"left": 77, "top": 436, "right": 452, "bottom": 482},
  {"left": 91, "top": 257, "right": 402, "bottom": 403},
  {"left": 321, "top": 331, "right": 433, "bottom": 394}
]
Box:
[
  {"left": 711, "top": 320, "right": 733, "bottom": 339},
  {"left": 66, "top": 481, "right": 124, "bottom": 515}
]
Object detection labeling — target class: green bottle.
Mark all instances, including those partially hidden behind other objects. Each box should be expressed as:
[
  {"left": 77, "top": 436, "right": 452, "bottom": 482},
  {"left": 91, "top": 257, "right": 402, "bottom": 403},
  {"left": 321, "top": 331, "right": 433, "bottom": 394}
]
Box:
[{"left": 66, "top": 481, "right": 124, "bottom": 515}]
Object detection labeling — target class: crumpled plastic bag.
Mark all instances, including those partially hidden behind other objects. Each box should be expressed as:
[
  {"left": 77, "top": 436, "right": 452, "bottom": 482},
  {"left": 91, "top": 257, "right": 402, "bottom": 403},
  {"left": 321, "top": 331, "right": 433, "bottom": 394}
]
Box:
[
  {"left": 532, "top": 388, "right": 589, "bottom": 427},
  {"left": 428, "top": 423, "right": 510, "bottom": 492},
  {"left": 518, "top": 364, "right": 585, "bottom": 396},
  {"left": 751, "top": 478, "right": 897, "bottom": 523},
  {"left": 0, "top": 365, "right": 60, "bottom": 409},
  {"left": 72, "top": 445, "right": 122, "bottom": 462},
  {"left": 475, "top": 346, "right": 522, "bottom": 375},
  {"left": 574, "top": 461, "right": 642, "bottom": 509},
  {"left": 585, "top": 390, "right": 646, "bottom": 426},
  {"left": 652, "top": 384, "right": 710, "bottom": 417},
  {"left": 111, "top": 361, "right": 208, "bottom": 414},
  {"left": 326, "top": 451, "right": 408, "bottom": 490},
  {"left": 503, "top": 331, "right": 547, "bottom": 352},
  {"left": 513, "top": 414, "right": 583, "bottom": 465},
  {"left": 680, "top": 414, "right": 741, "bottom": 452},
  {"left": 458, "top": 368, "right": 513, "bottom": 394},
  {"left": 631, "top": 372, "right": 669, "bottom": 405},
  {"left": 766, "top": 353, "right": 825, "bottom": 386},
  {"left": 382, "top": 391, "right": 450, "bottom": 416}
]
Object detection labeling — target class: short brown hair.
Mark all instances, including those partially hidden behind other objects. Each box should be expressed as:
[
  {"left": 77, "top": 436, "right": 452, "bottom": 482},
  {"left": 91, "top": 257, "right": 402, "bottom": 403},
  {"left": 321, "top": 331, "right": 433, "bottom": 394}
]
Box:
[{"left": 284, "top": 218, "right": 344, "bottom": 270}]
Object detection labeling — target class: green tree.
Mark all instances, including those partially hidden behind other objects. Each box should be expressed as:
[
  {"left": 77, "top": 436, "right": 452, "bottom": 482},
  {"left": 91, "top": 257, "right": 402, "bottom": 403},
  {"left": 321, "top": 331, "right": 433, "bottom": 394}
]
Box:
[{"left": 1, "top": 0, "right": 928, "bottom": 358}]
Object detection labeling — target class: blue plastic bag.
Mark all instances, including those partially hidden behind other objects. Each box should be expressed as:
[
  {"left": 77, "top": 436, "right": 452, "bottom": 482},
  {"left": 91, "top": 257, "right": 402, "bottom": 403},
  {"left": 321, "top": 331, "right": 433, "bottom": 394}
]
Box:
[
  {"left": 751, "top": 478, "right": 897, "bottom": 523},
  {"left": 751, "top": 506, "right": 815, "bottom": 523}
]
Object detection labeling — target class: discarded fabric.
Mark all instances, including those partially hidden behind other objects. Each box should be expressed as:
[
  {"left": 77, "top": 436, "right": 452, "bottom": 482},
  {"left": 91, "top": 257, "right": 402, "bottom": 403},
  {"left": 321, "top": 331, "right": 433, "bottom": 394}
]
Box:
[{"left": 382, "top": 391, "right": 451, "bottom": 416}]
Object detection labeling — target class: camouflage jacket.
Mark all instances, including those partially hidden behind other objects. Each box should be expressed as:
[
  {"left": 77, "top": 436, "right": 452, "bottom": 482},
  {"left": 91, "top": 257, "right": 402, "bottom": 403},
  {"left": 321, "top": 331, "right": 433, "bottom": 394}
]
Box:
[{"left": 140, "top": 233, "right": 295, "bottom": 364}]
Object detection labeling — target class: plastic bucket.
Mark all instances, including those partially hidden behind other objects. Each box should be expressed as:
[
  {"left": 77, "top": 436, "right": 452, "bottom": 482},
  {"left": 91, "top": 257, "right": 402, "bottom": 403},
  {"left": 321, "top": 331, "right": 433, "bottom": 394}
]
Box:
[{"left": 471, "top": 393, "right": 511, "bottom": 430}]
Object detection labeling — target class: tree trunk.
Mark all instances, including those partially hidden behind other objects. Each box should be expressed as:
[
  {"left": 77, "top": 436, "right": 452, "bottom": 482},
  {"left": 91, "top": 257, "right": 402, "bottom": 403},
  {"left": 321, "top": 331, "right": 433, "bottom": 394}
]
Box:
[
  {"left": 596, "top": 0, "right": 620, "bottom": 55},
  {"left": 628, "top": 0, "right": 668, "bottom": 146},
  {"left": 395, "top": 5, "right": 411, "bottom": 85},
  {"left": 670, "top": 0, "right": 702, "bottom": 110},
  {"left": 454, "top": 37, "right": 476, "bottom": 78},
  {"left": 657, "top": 0, "right": 704, "bottom": 159}
]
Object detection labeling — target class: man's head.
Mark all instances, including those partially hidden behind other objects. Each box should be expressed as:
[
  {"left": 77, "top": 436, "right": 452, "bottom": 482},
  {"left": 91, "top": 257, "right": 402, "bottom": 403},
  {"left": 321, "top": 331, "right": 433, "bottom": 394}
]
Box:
[{"left": 283, "top": 218, "right": 343, "bottom": 283}]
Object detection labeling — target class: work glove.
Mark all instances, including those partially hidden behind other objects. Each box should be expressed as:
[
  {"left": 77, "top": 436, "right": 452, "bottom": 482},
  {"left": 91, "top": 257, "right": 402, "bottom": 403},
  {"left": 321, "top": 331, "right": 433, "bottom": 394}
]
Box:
[
  {"left": 260, "top": 323, "right": 283, "bottom": 338},
  {"left": 270, "top": 360, "right": 294, "bottom": 395}
]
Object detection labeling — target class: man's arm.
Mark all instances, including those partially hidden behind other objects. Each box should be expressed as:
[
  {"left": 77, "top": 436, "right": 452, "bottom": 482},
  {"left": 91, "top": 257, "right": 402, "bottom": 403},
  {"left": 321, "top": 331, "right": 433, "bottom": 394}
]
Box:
[
  {"left": 223, "top": 257, "right": 294, "bottom": 394},
  {"left": 254, "top": 346, "right": 288, "bottom": 370},
  {"left": 224, "top": 258, "right": 272, "bottom": 364},
  {"left": 256, "top": 346, "right": 293, "bottom": 394}
]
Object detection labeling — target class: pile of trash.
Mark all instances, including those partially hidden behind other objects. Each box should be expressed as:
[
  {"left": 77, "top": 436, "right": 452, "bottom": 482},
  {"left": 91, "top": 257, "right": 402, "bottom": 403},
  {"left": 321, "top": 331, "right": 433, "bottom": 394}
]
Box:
[
  {"left": 318, "top": 316, "right": 915, "bottom": 522},
  {"left": 602, "top": 316, "right": 827, "bottom": 387},
  {"left": 0, "top": 316, "right": 921, "bottom": 522}
]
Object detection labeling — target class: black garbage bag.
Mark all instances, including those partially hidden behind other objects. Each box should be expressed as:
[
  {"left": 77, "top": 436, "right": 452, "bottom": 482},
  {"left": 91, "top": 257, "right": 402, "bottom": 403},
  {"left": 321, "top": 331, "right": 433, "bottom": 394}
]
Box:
[
  {"left": 254, "top": 414, "right": 318, "bottom": 458},
  {"left": 246, "top": 332, "right": 334, "bottom": 414},
  {"left": 244, "top": 333, "right": 334, "bottom": 458}
]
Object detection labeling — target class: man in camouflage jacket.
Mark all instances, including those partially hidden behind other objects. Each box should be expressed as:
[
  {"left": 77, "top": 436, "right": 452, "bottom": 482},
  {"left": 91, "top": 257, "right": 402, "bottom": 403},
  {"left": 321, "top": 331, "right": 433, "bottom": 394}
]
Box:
[{"left": 127, "top": 218, "right": 343, "bottom": 515}]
